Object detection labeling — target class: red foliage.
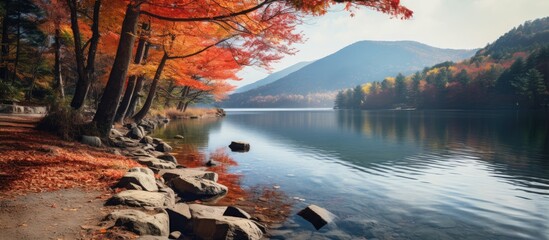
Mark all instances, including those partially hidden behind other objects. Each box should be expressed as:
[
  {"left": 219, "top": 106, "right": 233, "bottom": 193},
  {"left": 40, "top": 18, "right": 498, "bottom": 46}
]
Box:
[{"left": 0, "top": 128, "right": 141, "bottom": 199}]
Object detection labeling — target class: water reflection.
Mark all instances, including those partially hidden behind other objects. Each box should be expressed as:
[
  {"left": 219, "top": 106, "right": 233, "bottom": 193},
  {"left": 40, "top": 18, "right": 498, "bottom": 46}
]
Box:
[{"left": 155, "top": 110, "right": 549, "bottom": 239}]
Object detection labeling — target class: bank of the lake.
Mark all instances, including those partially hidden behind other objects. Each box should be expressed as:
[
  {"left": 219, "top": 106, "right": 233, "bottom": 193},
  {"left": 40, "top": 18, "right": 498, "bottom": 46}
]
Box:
[{"left": 153, "top": 109, "right": 549, "bottom": 240}]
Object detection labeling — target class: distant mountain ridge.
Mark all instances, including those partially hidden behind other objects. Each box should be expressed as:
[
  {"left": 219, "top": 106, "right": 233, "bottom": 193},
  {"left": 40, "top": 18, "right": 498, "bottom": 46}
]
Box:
[
  {"left": 234, "top": 61, "right": 311, "bottom": 93},
  {"left": 223, "top": 40, "right": 476, "bottom": 108}
]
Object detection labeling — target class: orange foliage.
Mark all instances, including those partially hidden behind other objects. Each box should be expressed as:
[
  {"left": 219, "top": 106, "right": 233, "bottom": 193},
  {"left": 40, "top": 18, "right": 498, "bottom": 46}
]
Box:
[{"left": 0, "top": 128, "right": 141, "bottom": 199}]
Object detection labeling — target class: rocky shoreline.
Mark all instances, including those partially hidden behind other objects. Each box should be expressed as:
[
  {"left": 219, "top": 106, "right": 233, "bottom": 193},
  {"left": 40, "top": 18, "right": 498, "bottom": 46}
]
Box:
[{"left": 81, "top": 117, "right": 267, "bottom": 239}]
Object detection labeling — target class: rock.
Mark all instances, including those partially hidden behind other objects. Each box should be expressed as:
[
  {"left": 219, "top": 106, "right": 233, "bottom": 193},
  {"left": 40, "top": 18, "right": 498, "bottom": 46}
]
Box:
[
  {"left": 125, "top": 123, "right": 138, "bottom": 130},
  {"left": 297, "top": 204, "right": 335, "bottom": 230},
  {"left": 106, "top": 190, "right": 174, "bottom": 208},
  {"left": 81, "top": 135, "right": 102, "bottom": 147},
  {"left": 127, "top": 126, "right": 145, "bottom": 139},
  {"left": 112, "top": 136, "right": 140, "bottom": 148},
  {"left": 174, "top": 135, "right": 184, "bottom": 139},
  {"left": 228, "top": 141, "right": 250, "bottom": 152},
  {"left": 223, "top": 206, "right": 251, "bottom": 219},
  {"left": 159, "top": 168, "right": 218, "bottom": 182},
  {"left": 158, "top": 154, "right": 177, "bottom": 163},
  {"left": 206, "top": 160, "right": 218, "bottom": 167},
  {"left": 170, "top": 177, "right": 227, "bottom": 201},
  {"left": 132, "top": 148, "right": 154, "bottom": 157},
  {"left": 158, "top": 187, "right": 176, "bottom": 208},
  {"left": 115, "top": 167, "right": 159, "bottom": 192},
  {"left": 166, "top": 203, "right": 192, "bottom": 232},
  {"left": 153, "top": 138, "right": 163, "bottom": 144},
  {"left": 110, "top": 129, "right": 124, "bottom": 138},
  {"left": 155, "top": 142, "right": 173, "bottom": 153},
  {"left": 191, "top": 216, "right": 263, "bottom": 240},
  {"left": 188, "top": 204, "right": 227, "bottom": 219},
  {"left": 137, "top": 236, "right": 167, "bottom": 240},
  {"left": 169, "top": 231, "right": 181, "bottom": 239},
  {"left": 106, "top": 209, "right": 169, "bottom": 236},
  {"left": 140, "top": 136, "right": 154, "bottom": 144},
  {"left": 137, "top": 157, "right": 177, "bottom": 169}
]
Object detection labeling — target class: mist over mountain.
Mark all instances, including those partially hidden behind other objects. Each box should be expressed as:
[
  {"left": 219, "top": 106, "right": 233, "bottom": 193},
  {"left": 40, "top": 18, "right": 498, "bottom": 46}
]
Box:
[{"left": 223, "top": 40, "right": 476, "bottom": 108}]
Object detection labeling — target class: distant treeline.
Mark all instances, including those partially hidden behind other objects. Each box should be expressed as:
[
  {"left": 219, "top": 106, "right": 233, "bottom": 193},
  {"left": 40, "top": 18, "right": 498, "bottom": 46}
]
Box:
[{"left": 335, "top": 46, "right": 549, "bottom": 110}]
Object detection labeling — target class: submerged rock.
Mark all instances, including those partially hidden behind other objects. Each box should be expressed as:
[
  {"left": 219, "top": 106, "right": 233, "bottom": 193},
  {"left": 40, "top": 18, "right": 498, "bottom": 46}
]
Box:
[
  {"left": 228, "top": 141, "right": 250, "bottom": 152},
  {"left": 297, "top": 204, "right": 335, "bottom": 230},
  {"left": 106, "top": 209, "right": 169, "bottom": 236}
]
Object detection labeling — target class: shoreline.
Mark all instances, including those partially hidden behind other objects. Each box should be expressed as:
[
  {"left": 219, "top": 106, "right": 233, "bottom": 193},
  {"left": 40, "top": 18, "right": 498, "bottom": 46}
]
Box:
[{"left": 0, "top": 112, "right": 285, "bottom": 239}]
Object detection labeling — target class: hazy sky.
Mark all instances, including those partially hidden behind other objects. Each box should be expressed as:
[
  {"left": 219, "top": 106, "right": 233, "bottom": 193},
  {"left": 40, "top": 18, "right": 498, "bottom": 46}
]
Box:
[{"left": 233, "top": 0, "right": 549, "bottom": 88}]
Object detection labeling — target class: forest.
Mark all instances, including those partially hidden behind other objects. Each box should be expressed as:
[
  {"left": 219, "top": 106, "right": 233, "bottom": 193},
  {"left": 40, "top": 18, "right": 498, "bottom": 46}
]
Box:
[
  {"left": 0, "top": 0, "right": 412, "bottom": 137},
  {"left": 335, "top": 17, "right": 549, "bottom": 110}
]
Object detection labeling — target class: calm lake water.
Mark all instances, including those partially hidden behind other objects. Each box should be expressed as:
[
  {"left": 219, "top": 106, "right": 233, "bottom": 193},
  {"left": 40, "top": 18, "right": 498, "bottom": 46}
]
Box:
[{"left": 153, "top": 109, "right": 549, "bottom": 240}]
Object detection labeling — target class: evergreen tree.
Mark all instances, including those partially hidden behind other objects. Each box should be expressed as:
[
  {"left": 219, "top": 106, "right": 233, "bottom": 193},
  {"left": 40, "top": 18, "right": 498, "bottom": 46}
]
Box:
[{"left": 395, "top": 73, "right": 406, "bottom": 103}]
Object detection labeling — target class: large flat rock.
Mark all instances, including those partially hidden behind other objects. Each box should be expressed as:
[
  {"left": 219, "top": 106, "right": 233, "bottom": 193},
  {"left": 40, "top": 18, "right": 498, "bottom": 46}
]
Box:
[
  {"left": 106, "top": 209, "right": 169, "bottom": 236},
  {"left": 106, "top": 190, "right": 173, "bottom": 208}
]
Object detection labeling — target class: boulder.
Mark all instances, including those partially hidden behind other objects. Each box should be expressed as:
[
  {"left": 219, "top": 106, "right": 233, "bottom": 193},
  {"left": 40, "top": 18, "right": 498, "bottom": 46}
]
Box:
[
  {"left": 159, "top": 168, "right": 218, "bottom": 182},
  {"left": 158, "top": 154, "right": 177, "bottom": 163},
  {"left": 169, "top": 231, "right": 181, "bottom": 239},
  {"left": 115, "top": 167, "right": 158, "bottom": 192},
  {"left": 152, "top": 138, "right": 163, "bottom": 144},
  {"left": 140, "top": 136, "right": 154, "bottom": 145},
  {"left": 228, "top": 141, "right": 250, "bottom": 152},
  {"left": 188, "top": 204, "right": 227, "bottom": 219},
  {"left": 110, "top": 129, "right": 124, "bottom": 138},
  {"left": 174, "top": 135, "right": 184, "bottom": 139},
  {"left": 223, "top": 206, "right": 251, "bottom": 219},
  {"left": 132, "top": 149, "right": 154, "bottom": 157},
  {"left": 297, "top": 204, "right": 335, "bottom": 230},
  {"left": 137, "top": 157, "right": 178, "bottom": 169},
  {"left": 155, "top": 142, "right": 173, "bottom": 153},
  {"left": 125, "top": 123, "right": 138, "bottom": 130},
  {"left": 106, "top": 209, "right": 169, "bottom": 236},
  {"left": 166, "top": 203, "right": 192, "bottom": 232},
  {"left": 106, "top": 190, "right": 174, "bottom": 208},
  {"left": 111, "top": 136, "right": 140, "bottom": 148},
  {"left": 81, "top": 135, "right": 102, "bottom": 147},
  {"left": 127, "top": 126, "right": 145, "bottom": 140},
  {"left": 170, "top": 177, "right": 227, "bottom": 201},
  {"left": 191, "top": 216, "right": 263, "bottom": 240},
  {"left": 206, "top": 160, "right": 218, "bottom": 167}
]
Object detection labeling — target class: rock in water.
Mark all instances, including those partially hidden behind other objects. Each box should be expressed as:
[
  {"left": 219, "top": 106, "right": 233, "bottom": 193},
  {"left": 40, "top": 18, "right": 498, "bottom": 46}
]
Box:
[
  {"left": 223, "top": 206, "right": 251, "bottom": 219},
  {"left": 174, "top": 135, "right": 184, "bottom": 139},
  {"left": 81, "top": 135, "right": 102, "bottom": 147},
  {"left": 155, "top": 142, "right": 173, "bottom": 153},
  {"left": 106, "top": 209, "right": 169, "bottom": 236},
  {"left": 192, "top": 216, "right": 263, "bottom": 240},
  {"left": 297, "top": 205, "right": 335, "bottom": 230},
  {"left": 228, "top": 141, "right": 250, "bottom": 152},
  {"left": 159, "top": 168, "right": 218, "bottom": 182},
  {"left": 115, "top": 167, "right": 159, "bottom": 192}
]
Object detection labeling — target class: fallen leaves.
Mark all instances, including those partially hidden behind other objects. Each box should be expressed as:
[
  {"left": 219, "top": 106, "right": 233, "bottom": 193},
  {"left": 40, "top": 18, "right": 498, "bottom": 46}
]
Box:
[{"left": 0, "top": 127, "right": 141, "bottom": 199}]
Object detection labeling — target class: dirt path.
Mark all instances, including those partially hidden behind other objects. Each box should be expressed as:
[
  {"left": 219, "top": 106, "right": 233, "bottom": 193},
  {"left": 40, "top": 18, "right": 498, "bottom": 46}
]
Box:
[
  {"left": 0, "top": 189, "right": 108, "bottom": 240},
  {"left": 0, "top": 114, "right": 140, "bottom": 240}
]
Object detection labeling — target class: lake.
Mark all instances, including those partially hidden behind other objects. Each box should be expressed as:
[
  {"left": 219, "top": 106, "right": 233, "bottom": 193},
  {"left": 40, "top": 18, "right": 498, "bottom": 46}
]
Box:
[{"left": 153, "top": 109, "right": 549, "bottom": 240}]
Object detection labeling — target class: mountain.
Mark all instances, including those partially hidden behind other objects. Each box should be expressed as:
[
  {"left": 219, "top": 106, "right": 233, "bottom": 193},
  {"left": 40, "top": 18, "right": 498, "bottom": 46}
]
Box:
[
  {"left": 477, "top": 16, "right": 549, "bottom": 60},
  {"left": 234, "top": 61, "right": 311, "bottom": 93},
  {"left": 335, "top": 16, "right": 549, "bottom": 110},
  {"left": 223, "top": 40, "right": 476, "bottom": 108}
]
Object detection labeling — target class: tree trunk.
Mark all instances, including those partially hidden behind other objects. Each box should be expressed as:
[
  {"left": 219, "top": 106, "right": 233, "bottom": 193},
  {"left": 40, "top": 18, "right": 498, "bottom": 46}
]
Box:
[
  {"left": 114, "top": 76, "right": 136, "bottom": 123},
  {"left": 84, "top": 0, "right": 101, "bottom": 88},
  {"left": 177, "top": 86, "right": 190, "bottom": 110},
  {"left": 126, "top": 75, "right": 144, "bottom": 118},
  {"left": 53, "top": 27, "right": 65, "bottom": 99},
  {"left": 0, "top": 0, "right": 11, "bottom": 81},
  {"left": 183, "top": 101, "right": 190, "bottom": 112},
  {"left": 68, "top": 0, "right": 89, "bottom": 109},
  {"left": 114, "top": 23, "right": 148, "bottom": 123},
  {"left": 132, "top": 53, "right": 167, "bottom": 122},
  {"left": 164, "top": 80, "right": 174, "bottom": 107},
  {"left": 92, "top": 3, "right": 140, "bottom": 136},
  {"left": 10, "top": 12, "right": 21, "bottom": 83}
]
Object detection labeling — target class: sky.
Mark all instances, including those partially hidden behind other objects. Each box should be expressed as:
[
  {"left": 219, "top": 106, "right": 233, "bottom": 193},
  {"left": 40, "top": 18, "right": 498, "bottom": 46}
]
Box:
[{"left": 233, "top": 0, "right": 549, "bottom": 89}]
